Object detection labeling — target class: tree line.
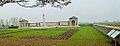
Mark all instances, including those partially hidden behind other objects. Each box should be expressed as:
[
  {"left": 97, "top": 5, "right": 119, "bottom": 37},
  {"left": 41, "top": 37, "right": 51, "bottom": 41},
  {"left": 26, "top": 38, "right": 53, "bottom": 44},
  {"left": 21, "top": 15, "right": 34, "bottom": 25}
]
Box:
[{"left": 0, "top": 17, "right": 23, "bottom": 28}]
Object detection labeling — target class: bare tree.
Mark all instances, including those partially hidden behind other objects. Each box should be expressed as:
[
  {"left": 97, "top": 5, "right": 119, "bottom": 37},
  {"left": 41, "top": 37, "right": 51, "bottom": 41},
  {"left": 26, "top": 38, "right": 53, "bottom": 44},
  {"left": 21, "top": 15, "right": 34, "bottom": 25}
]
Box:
[
  {"left": 9, "top": 17, "right": 19, "bottom": 26},
  {"left": 0, "top": 19, "right": 4, "bottom": 28},
  {"left": 5, "top": 19, "right": 9, "bottom": 27},
  {"left": 0, "top": 0, "right": 71, "bottom": 8}
]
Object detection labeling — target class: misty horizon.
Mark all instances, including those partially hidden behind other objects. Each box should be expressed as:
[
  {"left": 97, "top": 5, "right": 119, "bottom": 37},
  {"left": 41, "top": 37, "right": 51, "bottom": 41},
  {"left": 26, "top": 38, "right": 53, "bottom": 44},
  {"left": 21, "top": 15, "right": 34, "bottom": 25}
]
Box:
[{"left": 0, "top": 0, "right": 120, "bottom": 23}]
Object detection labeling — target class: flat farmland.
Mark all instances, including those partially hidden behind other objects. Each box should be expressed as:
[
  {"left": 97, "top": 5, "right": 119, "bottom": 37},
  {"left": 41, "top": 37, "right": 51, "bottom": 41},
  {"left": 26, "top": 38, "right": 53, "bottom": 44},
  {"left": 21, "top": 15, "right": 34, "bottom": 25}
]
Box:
[{"left": 0, "top": 26, "right": 111, "bottom": 46}]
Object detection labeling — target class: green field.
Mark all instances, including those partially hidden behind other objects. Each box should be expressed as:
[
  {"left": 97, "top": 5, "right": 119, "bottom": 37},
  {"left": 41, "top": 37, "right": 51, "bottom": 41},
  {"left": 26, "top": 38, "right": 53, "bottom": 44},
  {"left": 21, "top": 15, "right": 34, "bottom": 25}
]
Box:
[{"left": 0, "top": 26, "right": 111, "bottom": 46}]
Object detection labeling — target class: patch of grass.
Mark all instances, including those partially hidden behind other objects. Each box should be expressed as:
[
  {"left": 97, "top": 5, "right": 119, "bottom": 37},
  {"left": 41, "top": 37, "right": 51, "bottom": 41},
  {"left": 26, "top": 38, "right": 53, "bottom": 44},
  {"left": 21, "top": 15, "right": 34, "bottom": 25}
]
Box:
[
  {"left": 0, "top": 26, "right": 111, "bottom": 46},
  {"left": 68, "top": 26, "right": 110, "bottom": 46},
  {"left": 0, "top": 27, "right": 71, "bottom": 40}
]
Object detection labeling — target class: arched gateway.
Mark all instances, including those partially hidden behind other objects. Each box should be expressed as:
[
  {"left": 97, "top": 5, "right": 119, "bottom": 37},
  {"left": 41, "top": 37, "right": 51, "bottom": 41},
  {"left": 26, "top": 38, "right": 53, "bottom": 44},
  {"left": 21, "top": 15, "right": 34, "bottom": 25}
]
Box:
[{"left": 69, "top": 16, "right": 78, "bottom": 26}]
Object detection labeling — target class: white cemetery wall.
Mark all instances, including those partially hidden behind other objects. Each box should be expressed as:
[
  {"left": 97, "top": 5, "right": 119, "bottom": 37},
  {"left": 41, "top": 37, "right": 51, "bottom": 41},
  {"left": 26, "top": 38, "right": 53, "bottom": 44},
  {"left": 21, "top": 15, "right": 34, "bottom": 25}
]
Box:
[
  {"left": 46, "top": 22, "right": 59, "bottom": 26},
  {"left": 60, "top": 21, "right": 69, "bottom": 26},
  {"left": 29, "top": 23, "right": 37, "bottom": 27}
]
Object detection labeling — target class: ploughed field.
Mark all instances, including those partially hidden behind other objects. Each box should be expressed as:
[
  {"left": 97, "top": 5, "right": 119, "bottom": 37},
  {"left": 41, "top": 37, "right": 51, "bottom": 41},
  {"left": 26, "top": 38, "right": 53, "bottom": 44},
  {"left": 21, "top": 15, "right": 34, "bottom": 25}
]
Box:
[{"left": 0, "top": 26, "right": 111, "bottom": 46}]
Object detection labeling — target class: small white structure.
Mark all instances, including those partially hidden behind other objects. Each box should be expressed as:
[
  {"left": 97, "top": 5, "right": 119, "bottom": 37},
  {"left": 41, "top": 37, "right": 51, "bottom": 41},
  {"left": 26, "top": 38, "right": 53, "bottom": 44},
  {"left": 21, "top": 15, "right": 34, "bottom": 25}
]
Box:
[{"left": 19, "top": 16, "right": 78, "bottom": 28}]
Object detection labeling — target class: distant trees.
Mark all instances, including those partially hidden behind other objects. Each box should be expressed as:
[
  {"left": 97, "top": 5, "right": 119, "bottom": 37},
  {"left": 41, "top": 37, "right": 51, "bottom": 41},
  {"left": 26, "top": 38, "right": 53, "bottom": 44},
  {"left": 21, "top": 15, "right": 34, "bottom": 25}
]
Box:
[
  {"left": 8, "top": 17, "right": 21, "bottom": 28},
  {"left": 0, "top": 19, "right": 4, "bottom": 28},
  {"left": 5, "top": 19, "right": 9, "bottom": 27},
  {"left": 9, "top": 17, "right": 19, "bottom": 26},
  {"left": 0, "top": 17, "right": 20, "bottom": 28}
]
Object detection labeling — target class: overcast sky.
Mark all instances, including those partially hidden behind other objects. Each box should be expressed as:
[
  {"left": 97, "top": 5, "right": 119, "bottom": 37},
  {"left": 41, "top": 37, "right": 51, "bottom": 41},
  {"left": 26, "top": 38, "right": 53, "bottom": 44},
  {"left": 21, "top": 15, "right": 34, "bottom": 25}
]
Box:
[{"left": 0, "top": 0, "right": 120, "bottom": 23}]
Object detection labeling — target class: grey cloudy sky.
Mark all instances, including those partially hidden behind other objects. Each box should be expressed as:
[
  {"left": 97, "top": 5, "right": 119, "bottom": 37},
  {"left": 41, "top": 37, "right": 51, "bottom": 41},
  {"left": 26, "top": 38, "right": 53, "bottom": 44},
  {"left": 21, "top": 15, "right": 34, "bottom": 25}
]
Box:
[{"left": 0, "top": 0, "right": 120, "bottom": 23}]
